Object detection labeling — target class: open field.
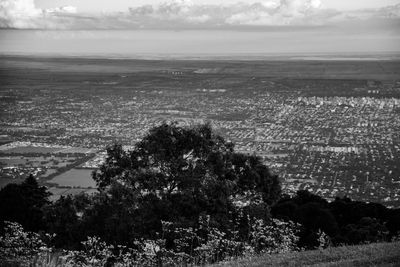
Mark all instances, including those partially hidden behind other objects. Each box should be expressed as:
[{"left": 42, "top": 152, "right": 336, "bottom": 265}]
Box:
[
  {"left": 0, "top": 144, "right": 95, "bottom": 155},
  {"left": 0, "top": 142, "right": 97, "bottom": 189},
  {"left": 0, "top": 156, "right": 76, "bottom": 168},
  {"left": 0, "top": 146, "right": 62, "bottom": 154},
  {"left": 41, "top": 168, "right": 57, "bottom": 177},
  {"left": 48, "top": 168, "right": 96, "bottom": 188},
  {"left": 212, "top": 242, "right": 400, "bottom": 267}
]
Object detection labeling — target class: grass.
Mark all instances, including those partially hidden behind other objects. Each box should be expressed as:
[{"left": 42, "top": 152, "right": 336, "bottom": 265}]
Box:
[
  {"left": 48, "top": 168, "right": 96, "bottom": 188},
  {"left": 211, "top": 242, "right": 400, "bottom": 267}
]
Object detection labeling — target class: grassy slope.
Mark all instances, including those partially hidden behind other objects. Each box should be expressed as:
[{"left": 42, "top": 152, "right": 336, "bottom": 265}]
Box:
[{"left": 212, "top": 242, "right": 400, "bottom": 267}]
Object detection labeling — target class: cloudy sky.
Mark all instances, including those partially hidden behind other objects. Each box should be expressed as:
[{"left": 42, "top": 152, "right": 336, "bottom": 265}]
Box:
[
  {"left": 1, "top": 0, "right": 400, "bottom": 29},
  {"left": 0, "top": 0, "right": 399, "bottom": 57},
  {"left": 34, "top": 0, "right": 400, "bottom": 12}
]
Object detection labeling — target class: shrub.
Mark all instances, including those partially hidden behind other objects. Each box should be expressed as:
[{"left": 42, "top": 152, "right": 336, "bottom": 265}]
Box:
[
  {"left": 0, "top": 221, "right": 52, "bottom": 266},
  {"left": 249, "top": 218, "right": 301, "bottom": 254}
]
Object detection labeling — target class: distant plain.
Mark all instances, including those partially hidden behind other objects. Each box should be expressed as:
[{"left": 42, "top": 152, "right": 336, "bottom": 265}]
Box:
[
  {"left": 1, "top": 55, "right": 400, "bottom": 202},
  {"left": 1, "top": 56, "right": 400, "bottom": 81}
]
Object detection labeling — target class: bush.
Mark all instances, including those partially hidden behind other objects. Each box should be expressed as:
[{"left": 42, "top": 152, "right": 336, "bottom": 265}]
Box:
[
  {"left": 50, "top": 215, "right": 304, "bottom": 266},
  {"left": 0, "top": 221, "right": 53, "bottom": 266},
  {"left": 249, "top": 218, "right": 301, "bottom": 254}
]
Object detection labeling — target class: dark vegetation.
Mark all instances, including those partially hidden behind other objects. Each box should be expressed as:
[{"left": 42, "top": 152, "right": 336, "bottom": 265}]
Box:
[
  {"left": 272, "top": 191, "right": 400, "bottom": 248},
  {"left": 0, "top": 174, "right": 50, "bottom": 232},
  {"left": 1, "top": 123, "right": 400, "bottom": 265}
]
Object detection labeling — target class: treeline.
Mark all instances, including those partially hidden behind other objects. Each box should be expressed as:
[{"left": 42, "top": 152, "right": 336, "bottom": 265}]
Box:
[
  {"left": 272, "top": 191, "right": 400, "bottom": 248},
  {"left": 1, "top": 123, "right": 399, "bottom": 266}
]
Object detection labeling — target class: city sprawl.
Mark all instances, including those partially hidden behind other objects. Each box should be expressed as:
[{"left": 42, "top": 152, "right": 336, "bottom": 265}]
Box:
[{"left": 1, "top": 57, "right": 400, "bottom": 206}]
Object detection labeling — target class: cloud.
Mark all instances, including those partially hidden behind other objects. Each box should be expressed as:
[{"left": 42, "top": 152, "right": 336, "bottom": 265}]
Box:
[
  {"left": 0, "top": 0, "right": 78, "bottom": 28},
  {"left": 128, "top": 0, "right": 325, "bottom": 27},
  {"left": 44, "top": 6, "right": 77, "bottom": 14},
  {"left": 0, "top": 0, "right": 40, "bottom": 28},
  {"left": 0, "top": 0, "right": 399, "bottom": 30}
]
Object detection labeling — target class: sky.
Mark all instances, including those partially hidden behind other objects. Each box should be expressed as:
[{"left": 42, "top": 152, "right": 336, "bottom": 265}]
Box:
[
  {"left": 33, "top": 0, "right": 400, "bottom": 12},
  {"left": 0, "top": 0, "right": 399, "bottom": 57},
  {"left": 1, "top": 0, "right": 399, "bottom": 30}
]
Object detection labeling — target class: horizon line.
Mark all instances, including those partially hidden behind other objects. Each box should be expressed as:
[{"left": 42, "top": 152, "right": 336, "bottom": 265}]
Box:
[{"left": 2, "top": 51, "right": 400, "bottom": 62}]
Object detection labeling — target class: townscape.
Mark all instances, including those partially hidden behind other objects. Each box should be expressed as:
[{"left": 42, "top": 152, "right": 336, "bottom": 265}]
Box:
[
  {"left": 1, "top": 57, "right": 400, "bottom": 207},
  {"left": 2, "top": 0, "right": 400, "bottom": 264}
]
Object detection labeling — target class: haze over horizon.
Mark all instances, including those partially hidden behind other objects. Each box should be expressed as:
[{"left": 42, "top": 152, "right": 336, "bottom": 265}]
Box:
[{"left": 0, "top": 0, "right": 399, "bottom": 58}]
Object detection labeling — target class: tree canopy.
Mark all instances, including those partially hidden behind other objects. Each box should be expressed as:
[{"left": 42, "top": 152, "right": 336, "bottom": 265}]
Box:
[
  {"left": 2, "top": 123, "right": 399, "bottom": 259},
  {"left": 91, "top": 123, "right": 281, "bottom": 241},
  {"left": 0, "top": 174, "right": 50, "bottom": 232}
]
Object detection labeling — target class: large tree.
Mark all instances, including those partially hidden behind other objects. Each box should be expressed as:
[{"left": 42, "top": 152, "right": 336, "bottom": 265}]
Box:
[
  {"left": 92, "top": 123, "right": 281, "bottom": 240},
  {"left": 0, "top": 175, "right": 50, "bottom": 232}
]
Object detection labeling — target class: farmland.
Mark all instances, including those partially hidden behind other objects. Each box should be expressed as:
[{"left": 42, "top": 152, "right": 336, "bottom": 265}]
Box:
[
  {"left": 48, "top": 168, "right": 96, "bottom": 188},
  {"left": 0, "top": 141, "right": 98, "bottom": 198}
]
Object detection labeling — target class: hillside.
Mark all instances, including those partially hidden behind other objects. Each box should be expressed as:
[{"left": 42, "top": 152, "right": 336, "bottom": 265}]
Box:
[{"left": 212, "top": 242, "right": 400, "bottom": 267}]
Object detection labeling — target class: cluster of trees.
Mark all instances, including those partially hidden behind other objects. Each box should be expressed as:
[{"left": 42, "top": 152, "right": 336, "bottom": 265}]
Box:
[
  {"left": 272, "top": 191, "right": 400, "bottom": 247},
  {"left": 0, "top": 174, "right": 50, "bottom": 232},
  {"left": 1, "top": 124, "right": 281, "bottom": 249},
  {"left": 1, "top": 123, "right": 400, "bottom": 265}
]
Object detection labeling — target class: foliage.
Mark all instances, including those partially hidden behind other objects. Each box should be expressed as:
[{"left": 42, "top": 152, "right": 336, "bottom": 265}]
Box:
[
  {"left": 272, "top": 190, "right": 398, "bottom": 248},
  {"left": 62, "top": 236, "right": 114, "bottom": 267},
  {"left": 1, "top": 124, "right": 400, "bottom": 266},
  {"left": 57, "top": 216, "right": 304, "bottom": 266},
  {"left": 0, "top": 174, "right": 50, "bottom": 231},
  {"left": 0, "top": 221, "right": 52, "bottom": 266},
  {"left": 94, "top": 123, "right": 280, "bottom": 202},
  {"left": 342, "top": 217, "right": 389, "bottom": 245},
  {"left": 89, "top": 123, "right": 281, "bottom": 243},
  {"left": 1, "top": 216, "right": 306, "bottom": 266},
  {"left": 316, "top": 229, "right": 331, "bottom": 249},
  {"left": 43, "top": 195, "right": 81, "bottom": 249},
  {"left": 249, "top": 218, "right": 301, "bottom": 254}
]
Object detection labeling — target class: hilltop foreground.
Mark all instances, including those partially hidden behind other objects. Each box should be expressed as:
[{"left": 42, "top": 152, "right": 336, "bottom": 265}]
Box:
[
  {"left": 213, "top": 241, "right": 400, "bottom": 267},
  {"left": 1, "top": 124, "right": 400, "bottom": 266}
]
